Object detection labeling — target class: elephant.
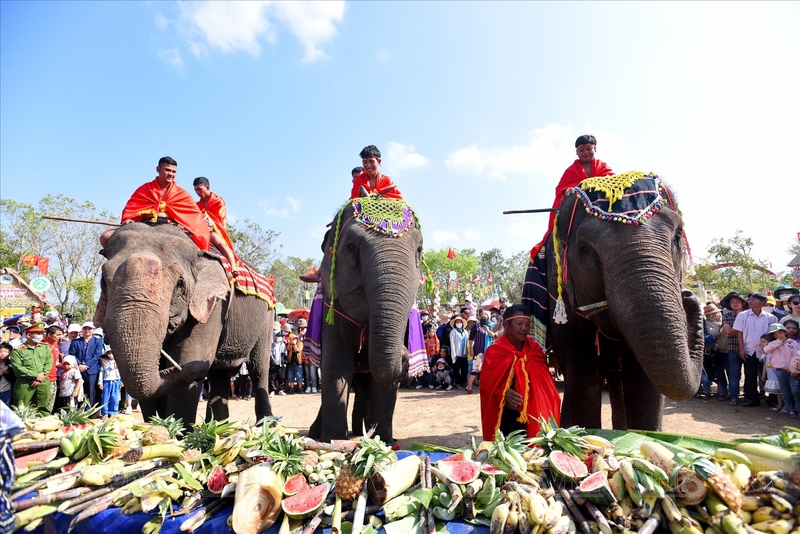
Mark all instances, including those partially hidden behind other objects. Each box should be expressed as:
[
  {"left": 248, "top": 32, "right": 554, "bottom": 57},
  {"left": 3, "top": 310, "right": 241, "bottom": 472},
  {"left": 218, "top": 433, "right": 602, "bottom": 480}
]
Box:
[
  {"left": 94, "top": 222, "right": 274, "bottom": 427},
  {"left": 308, "top": 198, "right": 423, "bottom": 443},
  {"left": 539, "top": 175, "right": 704, "bottom": 431}
]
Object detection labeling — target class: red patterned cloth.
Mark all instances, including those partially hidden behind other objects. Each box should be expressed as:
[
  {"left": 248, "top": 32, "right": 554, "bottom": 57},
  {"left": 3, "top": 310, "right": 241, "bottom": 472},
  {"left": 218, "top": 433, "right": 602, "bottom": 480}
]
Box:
[
  {"left": 121, "top": 179, "right": 210, "bottom": 251},
  {"left": 219, "top": 257, "right": 275, "bottom": 307}
]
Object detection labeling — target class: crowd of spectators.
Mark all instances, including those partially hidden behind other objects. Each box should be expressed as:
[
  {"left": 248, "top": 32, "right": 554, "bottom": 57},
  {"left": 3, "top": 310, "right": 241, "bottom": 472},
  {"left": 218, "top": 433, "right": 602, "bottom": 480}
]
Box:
[{"left": 701, "top": 284, "right": 800, "bottom": 418}]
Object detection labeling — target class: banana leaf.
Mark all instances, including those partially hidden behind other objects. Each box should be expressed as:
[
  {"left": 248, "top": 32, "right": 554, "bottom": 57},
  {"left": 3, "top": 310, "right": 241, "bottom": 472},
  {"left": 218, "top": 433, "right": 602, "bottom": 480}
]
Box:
[
  {"left": 409, "top": 442, "right": 460, "bottom": 454},
  {"left": 626, "top": 430, "right": 736, "bottom": 455},
  {"left": 585, "top": 429, "right": 733, "bottom": 457}
]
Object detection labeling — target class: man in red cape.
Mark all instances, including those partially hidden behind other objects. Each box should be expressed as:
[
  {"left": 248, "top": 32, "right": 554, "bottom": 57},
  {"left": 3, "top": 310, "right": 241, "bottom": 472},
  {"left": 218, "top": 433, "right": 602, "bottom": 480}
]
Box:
[
  {"left": 193, "top": 176, "right": 238, "bottom": 266},
  {"left": 530, "top": 135, "right": 613, "bottom": 258},
  {"left": 101, "top": 157, "right": 210, "bottom": 251},
  {"left": 480, "top": 305, "right": 561, "bottom": 440},
  {"left": 349, "top": 145, "right": 403, "bottom": 200}
]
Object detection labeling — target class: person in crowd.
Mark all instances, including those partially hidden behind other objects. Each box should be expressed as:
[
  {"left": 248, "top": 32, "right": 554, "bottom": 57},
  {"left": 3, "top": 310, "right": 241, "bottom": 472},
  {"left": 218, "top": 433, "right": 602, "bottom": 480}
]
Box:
[
  {"left": 351, "top": 166, "right": 364, "bottom": 182},
  {"left": 775, "top": 284, "right": 799, "bottom": 314},
  {"left": 10, "top": 323, "right": 52, "bottom": 413},
  {"left": 732, "top": 292, "right": 778, "bottom": 407},
  {"left": 764, "top": 295, "right": 783, "bottom": 320},
  {"left": 422, "top": 310, "right": 440, "bottom": 360},
  {"left": 437, "top": 306, "right": 454, "bottom": 353},
  {"left": 42, "top": 325, "right": 61, "bottom": 413},
  {"left": 700, "top": 304, "right": 723, "bottom": 399},
  {"left": 784, "top": 319, "right": 800, "bottom": 341},
  {"left": 761, "top": 333, "right": 782, "bottom": 410},
  {"left": 69, "top": 322, "right": 104, "bottom": 408},
  {"left": 56, "top": 356, "right": 83, "bottom": 410},
  {"left": 781, "top": 295, "right": 800, "bottom": 325},
  {"left": 193, "top": 176, "right": 240, "bottom": 276},
  {"left": 449, "top": 314, "right": 469, "bottom": 389},
  {"left": 298, "top": 318, "right": 317, "bottom": 393},
  {"left": 284, "top": 324, "right": 304, "bottom": 394},
  {"left": 0, "top": 343, "right": 14, "bottom": 406},
  {"left": 721, "top": 292, "right": 748, "bottom": 405},
  {"left": 433, "top": 356, "right": 453, "bottom": 390},
  {"left": 1, "top": 400, "right": 26, "bottom": 530},
  {"left": 98, "top": 346, "right": 121, "bottom": 418},
  {"left": 236, "top": 362, "right": 252, "bottom": 400},
  {"left": 764, "top": 323, "right": 799, "bottom": 418},
  {"left": 6, "top": 326, "right": 22, "bottom": 350},
  {"left": 480, "top": 305, "right": 561, "bottom": 440},
  {"left": 270, "top": 328, "right": 287, "bottom": 396}
]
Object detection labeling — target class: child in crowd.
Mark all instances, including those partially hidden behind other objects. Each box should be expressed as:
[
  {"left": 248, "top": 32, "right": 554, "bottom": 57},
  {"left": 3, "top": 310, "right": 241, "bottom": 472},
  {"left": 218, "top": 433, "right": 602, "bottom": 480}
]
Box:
[
  {"left": 57, "top": 356, "right": 83, "bottom": 409},
  {"left": 99, "top": 346, "right": 121, "bottom": 417},
  {"left": 761, "top": 334, "right": 782, "bottom": 411},
  {"left": 763, "top": 324, "right": 799, "bottom": 418},
  {"left": 784, "top": 319, "right": 800, "bottom": 342},
  {"left": 466, "top": 351, "right": 482, "bottom": 395},
  {"left": 434, "top": 357, "right": 454, "bottom": 391}
]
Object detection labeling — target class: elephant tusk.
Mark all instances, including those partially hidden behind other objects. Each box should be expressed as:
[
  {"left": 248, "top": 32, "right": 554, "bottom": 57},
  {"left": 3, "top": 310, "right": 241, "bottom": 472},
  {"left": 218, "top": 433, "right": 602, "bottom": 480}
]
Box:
[{"left": 160, "top": 349, "right": 183, "bottom": 372}]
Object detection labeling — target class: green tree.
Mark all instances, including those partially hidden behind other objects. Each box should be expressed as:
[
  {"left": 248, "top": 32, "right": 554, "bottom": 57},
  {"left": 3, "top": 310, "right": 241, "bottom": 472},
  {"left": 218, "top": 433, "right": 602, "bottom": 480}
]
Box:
[
  {"left": 692, "top": 230, "right": 773, "bottom": 300},
  {"left": 228, "top": 219, "right": 282, "bottom": 273},
  {"left": 0, "top": 195, "right": 114, "bottom": 317},
  {"left": 270, "top": 257, "right": 318, "bottom": 309}
]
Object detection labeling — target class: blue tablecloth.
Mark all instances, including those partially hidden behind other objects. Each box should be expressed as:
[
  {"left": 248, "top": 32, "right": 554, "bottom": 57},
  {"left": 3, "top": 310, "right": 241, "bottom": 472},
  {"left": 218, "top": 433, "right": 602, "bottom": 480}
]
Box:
[{"left": 26, "top": 451, "right": 490, "bottom": 534}]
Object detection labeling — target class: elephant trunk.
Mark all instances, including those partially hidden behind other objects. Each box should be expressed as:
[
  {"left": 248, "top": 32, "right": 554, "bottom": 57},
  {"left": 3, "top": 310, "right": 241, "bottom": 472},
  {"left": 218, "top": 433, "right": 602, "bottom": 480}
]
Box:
[
  {"left": 605, "top": 261, "right": 704, "bottom": 400},
  {"left": 366, "top": 254, "right": 417, "bottom": 385},
  {"left": 103, "top": 253, "right": 198, "bottom": 400}
]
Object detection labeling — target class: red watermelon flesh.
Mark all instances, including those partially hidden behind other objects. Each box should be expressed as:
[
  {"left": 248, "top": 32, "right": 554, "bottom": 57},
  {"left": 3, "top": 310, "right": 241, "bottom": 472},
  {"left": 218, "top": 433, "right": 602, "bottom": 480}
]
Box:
[
  {"left": 282, "top": 482, "right": 330, "bottom": 518},
  {"left": 283, "top": 473, "right": 310, "bottom": 496},
  {"left": 14, "top": 447, "right": 59, "bottom": 470},
  {"left": 439, "top": 452, "right": 463, "bottom": 462},
  {"left": 437, "top": 460, "right": 481, "bottom": 484},
  {"left": 549, "top": 451, "right": 588, "bottom": 481},
  {"left": 480, "top": 464, "right": 506, "bottom": 476},
  {"left": 207, "top": 466, "right": 229, "bottom": 493}
]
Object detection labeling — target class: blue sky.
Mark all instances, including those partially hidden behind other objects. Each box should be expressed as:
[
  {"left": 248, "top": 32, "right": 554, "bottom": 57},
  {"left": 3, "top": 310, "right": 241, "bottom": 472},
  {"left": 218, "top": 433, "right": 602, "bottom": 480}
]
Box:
[{"left": 2, "top": 1, "right": 798, "bottom": 274}]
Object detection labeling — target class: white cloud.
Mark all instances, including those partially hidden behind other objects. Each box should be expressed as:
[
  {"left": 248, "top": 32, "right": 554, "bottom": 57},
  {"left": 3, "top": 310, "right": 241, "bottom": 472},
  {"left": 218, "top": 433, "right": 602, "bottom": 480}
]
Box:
[
  {"left": 445, "top": 124, "right": 575, "bottom": 182},
  {"left": 154, "top": 11, "right": 168, "bottom": 30},
  {"left": 157, "top": 48, "right": 185, "bottom": 71},
  {"left": 384, "top": 142, "right": 429, "bottom": 176},
  {"left": 431, "top": 230, "right": 458, "bottom": 244},
  {"left": 173, "top": 1, "right": 344, "bottom": 61},
  {"left": 258, "top": 195, "right": 300, "bottom": 218}
]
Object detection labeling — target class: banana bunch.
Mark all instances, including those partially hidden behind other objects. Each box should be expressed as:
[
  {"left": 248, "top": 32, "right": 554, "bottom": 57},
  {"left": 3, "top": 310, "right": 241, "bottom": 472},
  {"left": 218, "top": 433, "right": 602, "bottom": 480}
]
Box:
[
  {"left": 59, "top": 427, "right": 85, "bottom": 458},
  {"left": 212, "top": 430, "right": 248, "bottom": 466},
  {"left": 486, "top": 481, "right": 571, "bottom": 534},
  {"left": 304, "top": 459, "right": 337, "bottom": 484}
]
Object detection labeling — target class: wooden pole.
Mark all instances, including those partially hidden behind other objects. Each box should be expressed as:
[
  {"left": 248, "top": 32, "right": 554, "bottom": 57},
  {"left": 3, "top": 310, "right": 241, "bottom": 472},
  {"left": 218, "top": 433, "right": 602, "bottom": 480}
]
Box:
[
  {"left": 41, "top": 215, "right": 120, "bottom": 227},
  {"left": 502, "top": 208, "right": 559, "bottom": 215}
]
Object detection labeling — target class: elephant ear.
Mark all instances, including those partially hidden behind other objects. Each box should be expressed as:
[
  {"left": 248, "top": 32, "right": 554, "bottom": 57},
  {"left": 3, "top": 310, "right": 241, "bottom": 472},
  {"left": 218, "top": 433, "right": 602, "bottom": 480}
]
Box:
[{"left": 189, "top": 254, "right": 231, "bottom": 324}]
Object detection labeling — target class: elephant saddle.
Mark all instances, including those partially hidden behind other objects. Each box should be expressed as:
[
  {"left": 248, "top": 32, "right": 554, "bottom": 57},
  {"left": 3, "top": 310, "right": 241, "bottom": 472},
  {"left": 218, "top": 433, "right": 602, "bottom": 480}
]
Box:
[{"left": 218, "top": 256, "right": 276, "bottom": 308}]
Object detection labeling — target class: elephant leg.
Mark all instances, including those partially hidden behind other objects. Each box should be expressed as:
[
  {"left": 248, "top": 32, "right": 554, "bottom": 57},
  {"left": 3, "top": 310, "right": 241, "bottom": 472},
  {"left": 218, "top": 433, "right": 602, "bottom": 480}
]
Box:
[
  {"left": 248, "top": 336, "right": 273, "bottom": 422},
  {"left": 311, "top": 326, "right": 357, "bottom": 441},
  {"left": 166, "top": 381, "right": 202, "bottom": 428},
  {"left": 558, "top": 333, "right": 604, "bottom": 429},
  {"left": 351, "top": 373, "right": 371, "bottom": 436},
  {"left": 206, "top": 369, "right": 233, "bottom": 422},
  {"left": 620, "top": 353, "right": 664, "bottom": 430},
  {"left": 366, "top": 376, "right": 400, "bottom": 444},
  {"left": 139, "top": 397, "right": 164, "bottom": 421},
  {"left": 605, "top": 368, "right": 627, "bottom": 430}
]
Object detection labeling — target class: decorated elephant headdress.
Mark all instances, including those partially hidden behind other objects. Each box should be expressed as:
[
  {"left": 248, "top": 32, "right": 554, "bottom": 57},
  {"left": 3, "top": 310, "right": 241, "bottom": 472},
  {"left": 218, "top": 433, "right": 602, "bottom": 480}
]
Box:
[{"left": 326, "top": 197, "right": 428, "bottom": 324}]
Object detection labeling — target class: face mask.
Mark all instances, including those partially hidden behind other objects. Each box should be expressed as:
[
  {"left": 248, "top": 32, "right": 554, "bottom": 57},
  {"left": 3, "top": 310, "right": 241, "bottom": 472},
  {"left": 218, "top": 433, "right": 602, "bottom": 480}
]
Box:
[
  {"left": 29, "top": 334, "right": 44, "bottom": 344},
  {"left": 763, "top": 306, "right": 775, "bottom": 314},
  {"left": 455, "top": 322, "right": 463, "bottom": 329}
]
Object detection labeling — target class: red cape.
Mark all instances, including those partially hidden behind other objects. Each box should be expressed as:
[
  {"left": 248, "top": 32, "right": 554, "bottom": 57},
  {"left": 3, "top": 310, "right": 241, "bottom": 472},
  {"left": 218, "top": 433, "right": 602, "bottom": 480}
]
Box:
[
  {"left": 530, "top": 159, "right": 613, "bottom": 258},
  {"left": 121, "top": 179, "right": 210, "bottom": 251},
  {"left": 350, "top": 172, "right": 403, "bottom": 200},
  {"left": 197, "top": 192, "right": 235, "bottom": 254},
  {"left": 479, "top": 333, "right": 561, "bottom": 441}
]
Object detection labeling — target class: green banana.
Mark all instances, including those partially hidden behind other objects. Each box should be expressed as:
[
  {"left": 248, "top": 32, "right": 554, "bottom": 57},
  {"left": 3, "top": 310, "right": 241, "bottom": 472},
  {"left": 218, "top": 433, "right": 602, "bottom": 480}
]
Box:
[
  {"left": 60, "top": 435, "right": 76, "bottom": 458},
  {"left": 713, "top": 448, "right": 752, "bottom": 467}
]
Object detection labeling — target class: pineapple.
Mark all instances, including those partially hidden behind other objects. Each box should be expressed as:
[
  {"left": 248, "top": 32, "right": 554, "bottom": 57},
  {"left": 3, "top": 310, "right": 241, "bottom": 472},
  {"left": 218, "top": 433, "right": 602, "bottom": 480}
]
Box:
[
  {"left": 302, "top": 450, "right": 320, "bottom": 471},
  {"left": 57, "top": 402, "right": 100, "bottom": 428},
  {"left": 143, "top": 424, "right": 171, "bottom": 445},
  {"left": 184, "top": 421, "right": 219, "bottom": 453},
  {"left": 180, "top": 448, "right": 203, "bottom": 463},
  {"left": 334, "top": 430, "right": 396, "bottom": 501},
  {"left": 148, "top": 414, "right": 184, "bottom": 440},
  {"left": 691, "top": 458, "right": 743, "bottom": 512}
]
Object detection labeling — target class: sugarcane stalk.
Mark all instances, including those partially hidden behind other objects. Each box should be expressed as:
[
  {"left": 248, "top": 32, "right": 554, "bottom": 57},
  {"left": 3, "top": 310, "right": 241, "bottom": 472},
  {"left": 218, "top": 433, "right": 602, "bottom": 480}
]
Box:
[
  {"left": 11, "top": 468, "right": 87, "bottom": 502},
  {"left": 584, "top": 501, "right": 612, "bottom": 534},
  {"left": 351, "top": 482, "right": 370, "bottom": 534},
  {"left": 331, "top": 495, "right": 342, "bottom": 534},
  {"left": 447, "top": 481, "right": 464, "bottom": 514},
  {"left": 302, "top": 493, "right": 336, "bottom": 534},
  {"left": 59, "top": 487, "right": 113, "bottom": 514},
  {"left": 180, "top": 499, "right": 227, "bottom": 533},
  {"left": 637, "top": 510, "right": 662, "bottom": 534},
  {"left": 569, "top": 489, "right": 586, "bottom": 506},
  {"left": 67, "top": 496, "right": 115, "bottom": 531},
  {"left": 13, "top": 504, "right": 59, "bottom": 530},
  {"left": 340, "top": 505, "right": 381, "bottom": 520},
  {"left": 417, "top": 458, "right": 428, "bottom": 531},
  {"left": 426, "top": 457, "right": 435, "bottom": 534},
  {"left": 23, "top": 517, "right": 44, "bottom": 532},
  {"left": 12, "top": 439, "right": 62, "bottom": 455},
  {"left": 14, "top": 487, "right": 91, "bottom": 512},
  {"left": 561, "top": 489, "right": 592, "bottom": 534},
  {"left": 160, "top": 349, "right": 183, "bottom": 371}
]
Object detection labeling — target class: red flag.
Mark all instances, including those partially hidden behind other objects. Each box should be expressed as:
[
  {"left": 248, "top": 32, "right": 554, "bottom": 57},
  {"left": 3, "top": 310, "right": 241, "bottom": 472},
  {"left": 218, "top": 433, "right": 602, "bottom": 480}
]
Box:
[
  {"left": 797, "top": 232, "right": 800, "bottom": 242},
  {"left": 487, "top": 273, "right": 493, "bottom": 282},
  {"left": 22, "top": 255, "right": 39, "bottom": 267},
  {"left": 447, "top": 247, "right": 456, "bottom": 260},
  {"left": 36, "top": 257, "right": 49, "bottom": 275},
  {"left": 305, "top": 266, "right": 317, "bottom": 276}
]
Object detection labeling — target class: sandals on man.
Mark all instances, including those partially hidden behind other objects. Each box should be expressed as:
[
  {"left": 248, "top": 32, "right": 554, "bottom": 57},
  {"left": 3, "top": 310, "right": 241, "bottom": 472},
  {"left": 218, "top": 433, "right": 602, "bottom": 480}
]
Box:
[{"left": 771, "top": 404, "right": 785, "bottom": 412}]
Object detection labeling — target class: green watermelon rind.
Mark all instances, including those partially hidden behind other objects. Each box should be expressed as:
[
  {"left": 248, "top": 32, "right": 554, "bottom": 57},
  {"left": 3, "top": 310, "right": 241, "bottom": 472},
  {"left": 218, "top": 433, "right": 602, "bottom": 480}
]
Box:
[
  {"left": 281, "top": 482, "right": 330, "bottom": 518},
  {"left": 578, "top": 471, "right": 616, "bottom": 506},
  {"left": 548, "top": 451, "right": 588, "bottom": 482},
  {"left": 14, "top": 447, "right": 59, "bottom": 470},
  {"left": 436, "top": 460, "right": 481, "bottom": 484}
]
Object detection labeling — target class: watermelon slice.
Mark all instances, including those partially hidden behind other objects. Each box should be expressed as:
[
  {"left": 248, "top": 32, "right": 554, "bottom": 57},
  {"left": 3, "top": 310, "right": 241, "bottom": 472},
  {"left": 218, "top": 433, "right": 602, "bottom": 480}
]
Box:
[
  {"left": 480, "top": 464, "right": 507, "bottom": 476},
  {"left": 282, "top": 482, "right": 330, "bottom": 518},
  {"left": 14, "top": 447, "right": 59, "bottom": 470},
  {"left": 436, "top": 460, "right": 481, "bottom": 484},
  {"left": 283, "top": 473, "right": 310, "bottom": 496},
  {"left": 439, "top": 452, "right": 463, "bottom": 462},
  {"left": 207, "top": 465, "right": 229, "bottom": 493},
  {"left": 549, "top": 451, "right": 588, "bottom": 481},
  {"left": 579, "top": 471, "right": 616, "bottom": 506}
]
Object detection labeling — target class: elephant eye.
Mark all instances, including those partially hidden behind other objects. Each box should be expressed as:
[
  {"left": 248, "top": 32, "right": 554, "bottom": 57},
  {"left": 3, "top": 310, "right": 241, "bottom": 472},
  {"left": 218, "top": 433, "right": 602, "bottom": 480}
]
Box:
[
  {"left": 346, "top": 243, "right": 360, "bottom": 268},
  {"left": 174, "top": 278, "right": 186, "bottom": 295}
]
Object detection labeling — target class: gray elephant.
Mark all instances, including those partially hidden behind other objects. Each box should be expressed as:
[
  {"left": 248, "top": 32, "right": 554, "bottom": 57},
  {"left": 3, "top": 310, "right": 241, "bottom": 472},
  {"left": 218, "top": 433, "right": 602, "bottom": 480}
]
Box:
[
  {"left": 533, "top": 174, "right": 703, "bottom": 431},
  {"left": 94, "top": 222, "right": 274, "bottom": 426},
  {"left": 308, "top": 198, "right": 423, "bottom": 443}
]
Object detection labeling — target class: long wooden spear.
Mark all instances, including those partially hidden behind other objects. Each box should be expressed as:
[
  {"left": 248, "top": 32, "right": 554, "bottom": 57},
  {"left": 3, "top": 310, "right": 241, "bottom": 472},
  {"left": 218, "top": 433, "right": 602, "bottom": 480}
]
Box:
[
  {"left": 502, "top": 208, "right": 558, "bottom": 215},
  {"left": 41, "top": 215, "right": 120, "bottom": 226}
]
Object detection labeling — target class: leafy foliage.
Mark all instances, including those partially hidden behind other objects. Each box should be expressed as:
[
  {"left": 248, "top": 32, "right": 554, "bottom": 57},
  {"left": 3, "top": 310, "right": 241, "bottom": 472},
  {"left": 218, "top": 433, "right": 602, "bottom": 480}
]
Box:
[
  {"left": 228, "top": 218, "right": 282, "bottom": 273},
  {"left": 692, "top": 230, "right": 775, "bottom": 300}
]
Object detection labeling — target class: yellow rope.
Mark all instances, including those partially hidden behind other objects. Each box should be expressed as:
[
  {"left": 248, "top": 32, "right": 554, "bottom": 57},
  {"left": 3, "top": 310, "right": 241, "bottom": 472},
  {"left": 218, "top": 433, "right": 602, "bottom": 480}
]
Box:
[
  {"left": 553, "top": 213, "right": 562, "bottom": 300},
  {"left": 580, "top": 170, "right": 647, "bottom": 211},
  {"left": 326, "top": 200, "right": 353, "bottom": 325},
  {"left": 516, "top": 353, "right": 531, "bottom": 424},
  {"left": 494, "top": 367, "right": 516, "bottom": 436}
]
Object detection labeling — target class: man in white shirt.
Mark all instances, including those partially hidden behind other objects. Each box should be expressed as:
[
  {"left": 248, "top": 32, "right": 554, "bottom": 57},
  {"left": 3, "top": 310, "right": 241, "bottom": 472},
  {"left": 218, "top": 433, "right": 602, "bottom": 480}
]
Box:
[{"left": 732, "top": 292, "right": 778, "bottom": 407}]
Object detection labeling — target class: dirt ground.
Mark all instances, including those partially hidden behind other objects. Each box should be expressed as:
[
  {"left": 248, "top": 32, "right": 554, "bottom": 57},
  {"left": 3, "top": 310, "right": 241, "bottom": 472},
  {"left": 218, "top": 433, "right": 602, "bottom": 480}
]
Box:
[{"left": 156, "top": 379, "right": 796, "bottom": 450}]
